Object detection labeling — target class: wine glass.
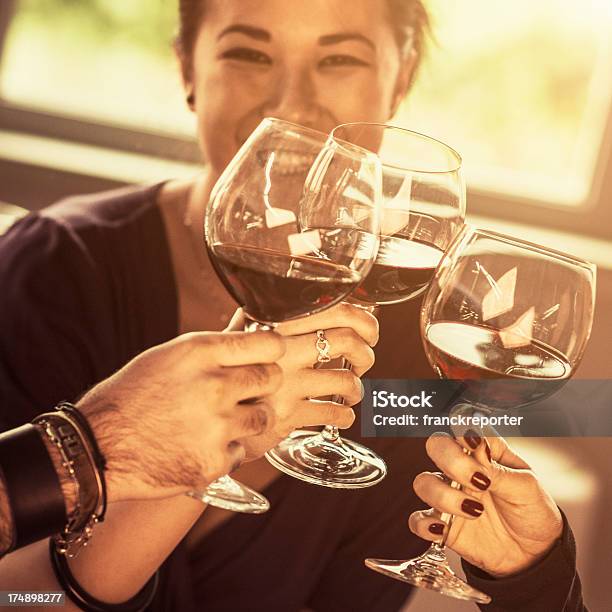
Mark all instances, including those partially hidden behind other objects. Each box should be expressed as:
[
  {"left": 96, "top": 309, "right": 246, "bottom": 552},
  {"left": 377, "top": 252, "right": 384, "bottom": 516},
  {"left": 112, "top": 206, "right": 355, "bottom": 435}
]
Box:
[
  {"left": 269, "top": 124, "right": 465, "bottom": 489},
  {"left": 199, "top": 117, "right": 383, "bottom": 512},
  {"left": 365, "top": 225, "right": 596, "bottom": 603},
  {"left": 333, "top": 123, "right": 465, "bottom": 308}
]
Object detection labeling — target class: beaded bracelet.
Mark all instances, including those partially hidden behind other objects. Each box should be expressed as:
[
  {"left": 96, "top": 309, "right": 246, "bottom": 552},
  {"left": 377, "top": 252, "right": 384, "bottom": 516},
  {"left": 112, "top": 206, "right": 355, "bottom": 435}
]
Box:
[{"left": 33, "top": 403, "right": 107, "bottom": 557}]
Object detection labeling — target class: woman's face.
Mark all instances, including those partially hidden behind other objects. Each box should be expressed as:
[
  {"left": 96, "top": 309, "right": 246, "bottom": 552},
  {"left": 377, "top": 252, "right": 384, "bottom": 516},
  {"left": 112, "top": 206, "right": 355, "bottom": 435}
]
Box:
[{"left": 184, "top": 0, "right": 412, "bottom": 176}]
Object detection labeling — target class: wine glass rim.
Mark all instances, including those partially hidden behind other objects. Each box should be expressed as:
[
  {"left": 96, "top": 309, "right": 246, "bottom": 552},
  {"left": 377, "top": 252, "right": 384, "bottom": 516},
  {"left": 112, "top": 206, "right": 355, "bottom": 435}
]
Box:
[
  {"left": 464, "top": 226, "right": 597, "bottom": 272},
  {"left": 331, "top": 122, "right": 463, "bottom": 174},
  {"left": 260, "top": 117, "right": 380, "bottom": 163},
  {"left": 262, "top": 116, "right": 329, "bottom": 138}
]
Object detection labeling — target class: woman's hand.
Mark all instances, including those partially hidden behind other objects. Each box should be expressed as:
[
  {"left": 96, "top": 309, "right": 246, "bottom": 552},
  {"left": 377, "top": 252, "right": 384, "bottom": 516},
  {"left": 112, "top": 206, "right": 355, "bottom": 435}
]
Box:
[
  {"left": 78, "top": 330, "right": 285, "bottom": 502},
  {"left": 409, "top": 432, "right": 563, "bottom": 577},
  {"left": 238, "top": 302, "right": 379, "bottom": 460}
]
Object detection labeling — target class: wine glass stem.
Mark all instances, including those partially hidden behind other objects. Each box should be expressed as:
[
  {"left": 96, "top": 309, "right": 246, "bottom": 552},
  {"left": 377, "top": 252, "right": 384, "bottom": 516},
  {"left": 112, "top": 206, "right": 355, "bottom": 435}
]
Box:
[
  {"left": 438, "top": 403, "right": 478, "bottom": 546},
  {"left": 440, "top": 510, "right": 457, "bottom": 548},
  {"left": 440, "top": 479, "right": 462, "bottom": 546},
  {"left": 244, "top": 318, "right": 273, "bottom": 333},
  {"left": 427, "top": 541, "right": 449, "bottom": 563},
  {"left": 322, "top": 425, "right": 340, "bottom": 442},
  {"left": 322, "top": 304, "right": 378, "bottom": 443},
  {"left": 323, "top": 355, "right": 353, "bottom": 443}
]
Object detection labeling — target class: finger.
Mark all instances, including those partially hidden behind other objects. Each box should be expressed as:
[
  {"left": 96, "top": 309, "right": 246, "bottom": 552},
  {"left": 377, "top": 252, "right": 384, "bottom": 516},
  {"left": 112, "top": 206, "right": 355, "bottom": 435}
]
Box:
[
  {"left": 224, "top": 308, "right": 245, "bottom": 332},
  {"left": 293, "top": 399, "right": 356, "bottom": 429},
  {"left": 223, "top": 363, "right": 284, "bottom": 401},
  {"left": 425, "top": 433, "right": 493, "bottom": 493},
  {"left": 413, "top": 472, "right": 485, "bottom": 520},
  {"left": 231, "top": 401, "right": 274, "bottom": 438},
  {"left": 448, "top": 409, "right": 496, "bottom": 467},
  {"left": 454, "top": 430, "right": 531, "bottom": 470},
  {"left": 281, "top": 329, "right": 375, "bottom": 375},
  {"left": 294, "top": 369, "right": 364, "bottom": 406},
  {"left": 408, "top": 508, "right": 448, "bottom": 543},
  {"left": 197, "top": 331, "right": 286, "bottom": 366},
  {"left": 276, "top": 302, "right": 379, "bottom": 347}
]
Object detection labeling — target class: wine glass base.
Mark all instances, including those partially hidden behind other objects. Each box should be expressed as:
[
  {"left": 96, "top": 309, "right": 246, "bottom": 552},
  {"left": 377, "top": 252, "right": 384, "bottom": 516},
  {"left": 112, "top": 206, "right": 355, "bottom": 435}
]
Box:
[
  {"left": 365, "top": 555, "right": 491, "bottom": 604},
  {"left": 265, "top": 429, "right": 387, "bottom": 489},
  {"left": 188, "top": 476, "right": 270, "bottom": 514}
]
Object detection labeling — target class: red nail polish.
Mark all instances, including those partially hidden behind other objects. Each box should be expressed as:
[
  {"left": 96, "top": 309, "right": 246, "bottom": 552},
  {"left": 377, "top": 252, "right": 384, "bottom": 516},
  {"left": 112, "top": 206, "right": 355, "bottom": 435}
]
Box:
[
  {"left": 429, "top": 523, "right": 445, "bottom": 535},
  {"left": 464, "top": 429, "right": 481, "bottom": 450},
  {"left": 462, "top": 499, "right": 484, "bottom": 517},
  {"left": 471, "top": 471, "right": 491, "bottom": 491},
  {"left": 485, "top": 441, "right": 492, "bottom": 463}
]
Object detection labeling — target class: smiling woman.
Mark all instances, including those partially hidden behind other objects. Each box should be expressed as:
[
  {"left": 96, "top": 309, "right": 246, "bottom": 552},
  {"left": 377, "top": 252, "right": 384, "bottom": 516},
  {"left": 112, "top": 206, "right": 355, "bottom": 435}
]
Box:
[
  {"left": 175, "top": 0, "right": 426, "bottom": 176},
  {"left": 0, "top": 2, "right": 441, "bottom": 611},
  {"left": 0, "top": 1, "right": 594, "bottom": 611}
]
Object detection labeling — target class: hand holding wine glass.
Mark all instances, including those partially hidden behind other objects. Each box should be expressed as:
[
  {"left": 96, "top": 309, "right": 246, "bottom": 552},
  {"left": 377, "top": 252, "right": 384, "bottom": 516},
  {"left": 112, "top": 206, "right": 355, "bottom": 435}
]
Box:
[
  {"left": 409, "top": 431, "right": 563, "bottom": 577},
  {"left": 78, "top": 328, "right": 285, "bottom": 501},
  {"left": 204, "top": 117, "right": 384, "bottom": 507},
  {"left": 237, "top": 302, "right": 378, "bottom": 461},
  {"left": 366, "top": 226, "right": 596, "bottom": 603}
]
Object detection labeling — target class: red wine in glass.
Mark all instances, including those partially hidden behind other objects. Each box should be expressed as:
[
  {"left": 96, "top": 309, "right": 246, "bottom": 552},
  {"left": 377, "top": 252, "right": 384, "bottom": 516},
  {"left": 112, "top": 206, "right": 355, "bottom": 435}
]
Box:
[
  {"left": 424, "top": 321, "right": 571, "bottom": 408},
  {"left": 210, "top": 243, "right": 362, "bottom": 325},
  {"left": 351, "top": 236, "right": 444, "bottom": 305}
]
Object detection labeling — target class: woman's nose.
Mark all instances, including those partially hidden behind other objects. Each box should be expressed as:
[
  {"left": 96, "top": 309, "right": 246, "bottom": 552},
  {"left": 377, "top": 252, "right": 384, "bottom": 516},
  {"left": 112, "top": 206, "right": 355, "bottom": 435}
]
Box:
[{"left": 263, "top": 67, "right": 320, "bottom": 128}]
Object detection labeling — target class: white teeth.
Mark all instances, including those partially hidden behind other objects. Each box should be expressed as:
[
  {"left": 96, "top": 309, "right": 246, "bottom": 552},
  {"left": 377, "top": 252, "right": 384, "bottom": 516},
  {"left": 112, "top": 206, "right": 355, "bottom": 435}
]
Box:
[{"left": 260, "top": 149, "right": 317, "bottom": 175}]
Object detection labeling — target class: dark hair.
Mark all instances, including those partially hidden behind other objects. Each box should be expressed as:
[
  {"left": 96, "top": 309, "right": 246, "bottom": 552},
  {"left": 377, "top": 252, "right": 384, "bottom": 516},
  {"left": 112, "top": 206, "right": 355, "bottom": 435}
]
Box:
[
  {"left": 175, "top": 0, "right": 430, "bottom": 79},
  {"left": 386, "top": 0, "right": 430, "bottom": 88},
  {"left": 175, "top": 0, "right": 206, "bottom": 77}
]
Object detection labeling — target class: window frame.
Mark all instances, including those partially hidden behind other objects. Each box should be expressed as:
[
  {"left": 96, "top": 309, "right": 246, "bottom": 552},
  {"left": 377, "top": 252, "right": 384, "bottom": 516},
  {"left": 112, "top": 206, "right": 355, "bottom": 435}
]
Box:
[
  {"left": 466, "top": 96, "right": 612, "bottom": 240},
  {"left": 0, "top": 1, "right": 611, "bottom": 241}
]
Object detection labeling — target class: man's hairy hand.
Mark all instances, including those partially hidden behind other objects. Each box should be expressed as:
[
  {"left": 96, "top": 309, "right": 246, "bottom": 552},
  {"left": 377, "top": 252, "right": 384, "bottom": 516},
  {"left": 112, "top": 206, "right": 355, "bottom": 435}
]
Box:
[{"left": 78, "top": 331, "right": 285, "bottom": 502}]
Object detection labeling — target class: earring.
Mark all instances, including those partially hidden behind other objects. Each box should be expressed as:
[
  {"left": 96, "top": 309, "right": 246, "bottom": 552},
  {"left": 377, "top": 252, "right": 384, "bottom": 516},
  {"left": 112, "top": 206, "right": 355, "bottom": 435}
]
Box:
[{"left": 186, "top": 93, "right": 195, "bottom": 106}]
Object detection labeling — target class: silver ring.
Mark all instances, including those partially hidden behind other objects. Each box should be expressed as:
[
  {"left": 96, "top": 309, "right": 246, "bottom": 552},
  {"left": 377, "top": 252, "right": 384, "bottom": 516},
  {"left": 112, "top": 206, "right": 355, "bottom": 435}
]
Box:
[{"left": 315, "top": 330, "right": 331, "bottom": 363}]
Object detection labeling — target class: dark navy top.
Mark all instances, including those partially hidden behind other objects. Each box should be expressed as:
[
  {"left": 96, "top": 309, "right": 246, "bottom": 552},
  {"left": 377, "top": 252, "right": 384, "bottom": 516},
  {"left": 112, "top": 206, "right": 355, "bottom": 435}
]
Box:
[{"left": 0, "top": 184, "right": 585, "bottom": 611}]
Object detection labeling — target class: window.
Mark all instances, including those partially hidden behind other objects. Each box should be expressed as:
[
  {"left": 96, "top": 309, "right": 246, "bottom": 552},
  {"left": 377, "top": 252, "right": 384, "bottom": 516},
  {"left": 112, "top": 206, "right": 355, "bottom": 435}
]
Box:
[
  {"left": 397, "top": 0, "right": 612, "bottom": 207},
  {"left": 1, "top": 0, "right": 612, "bottom": 236},
  {"left": 1, "top": 0, "right": 195, "bottom": 135}
]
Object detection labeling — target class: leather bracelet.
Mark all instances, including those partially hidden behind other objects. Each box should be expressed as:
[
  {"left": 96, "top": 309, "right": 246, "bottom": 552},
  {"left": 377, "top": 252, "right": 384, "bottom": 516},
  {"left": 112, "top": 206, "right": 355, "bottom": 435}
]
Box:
[
  {"left": 0, "top": 424, "right": 66, "bottom": 550},
  {"left": 50, "top": 540, "right": 159, "bottom": 612}
]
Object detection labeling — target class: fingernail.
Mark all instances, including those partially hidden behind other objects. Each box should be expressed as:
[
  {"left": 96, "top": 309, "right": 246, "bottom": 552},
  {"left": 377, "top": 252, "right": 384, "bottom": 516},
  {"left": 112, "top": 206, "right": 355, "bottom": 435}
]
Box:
[
  {"left": 471, "top": 471, "right": 491, "bottom": 491},
  {"left": 429, "top": 523, "right": 445, "bottom": 535},
  {"left": 464, "top": 429, "right": 481, "bottom": 450},
  {"left": 485, "top": 441, "right": 492, "bottom": 463},
  {"left": 462, "top": 499, "right": 484, "bottom": 517}
]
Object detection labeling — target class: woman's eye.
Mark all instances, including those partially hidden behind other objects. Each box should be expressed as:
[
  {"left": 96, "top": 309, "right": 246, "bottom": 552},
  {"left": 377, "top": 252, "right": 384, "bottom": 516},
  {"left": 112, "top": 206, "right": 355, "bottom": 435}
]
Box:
[
  {"left": 219, "top": 48, "right": 272, "bottom": 65},
  {"left": 319, "top": 55, "right": 370, "bottom": 68}
]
